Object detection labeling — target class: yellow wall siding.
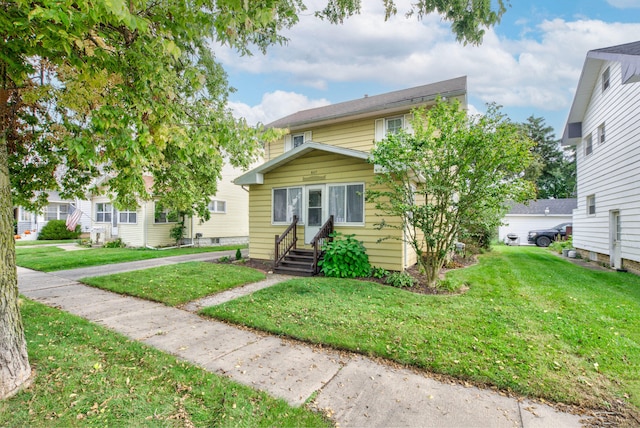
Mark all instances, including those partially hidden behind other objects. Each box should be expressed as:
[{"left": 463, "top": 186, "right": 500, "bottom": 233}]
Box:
[{"left": 247, "top": 150, "right": 406, "bottom": 271}]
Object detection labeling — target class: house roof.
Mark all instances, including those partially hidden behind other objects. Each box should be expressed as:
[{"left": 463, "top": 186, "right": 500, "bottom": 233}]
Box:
[
  {"left": 562, "top": 40, "right": 640, "bottom": 145},
  {"left": 234, "top": 142, "right": 370, "bottom": 185},
  {"left": 266, "top": 76, "right": 467, "bottom": 130},
  {"left": 506, "top": 198, "right": 577, "bottom": 216}
]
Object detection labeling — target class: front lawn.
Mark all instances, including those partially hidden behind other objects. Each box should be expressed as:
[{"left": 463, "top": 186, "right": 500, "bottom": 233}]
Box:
[
  {"left": 0, "top": 299, "right": 330, "bottom": 427},
  {"left": 16, "top": 245, "right": 245, "bottom": 272},
  {"left": 81, "top": 262, "right": 265, "bottom": 306},
  {"left": 15, "top": 239, "right": 81, "bottom": 246},
  {"left": 201, "top": 246, "right": 640, "bottom": 419}
]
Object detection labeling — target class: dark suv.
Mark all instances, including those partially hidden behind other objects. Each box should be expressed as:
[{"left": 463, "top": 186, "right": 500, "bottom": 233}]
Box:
[{"left": 527, "top": 223, "right": 572, "bottom": 247}]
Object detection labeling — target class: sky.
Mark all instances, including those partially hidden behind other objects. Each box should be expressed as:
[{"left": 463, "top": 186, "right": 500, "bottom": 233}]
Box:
[{"left": 215, "top": 0, "right": 640, "bottom": 138}]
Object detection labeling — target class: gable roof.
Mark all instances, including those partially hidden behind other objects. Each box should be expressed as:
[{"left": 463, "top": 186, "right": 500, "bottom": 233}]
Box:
[
  {"left": 234, "top": 142, "right": 369, "bottom": 185},
  {"left": 562, "top": 40, "right": 640, "bottom": 146},
  {"left": 267, "top": 76, "right": 467, "bottom": 131},
  {"left": 507, "top": 198, "right": 577, "bottom": 216}
]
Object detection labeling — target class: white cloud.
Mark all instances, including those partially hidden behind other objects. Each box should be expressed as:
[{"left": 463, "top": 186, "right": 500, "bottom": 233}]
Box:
[
  {"left": 229, "top": 90, "right": 330, "bottom": 125},
  {"left": 218, "top": 3, "right": 640, "bottom": 134},
  {"left": 606, "top": 0, "right": 640, "bottom": 8}
]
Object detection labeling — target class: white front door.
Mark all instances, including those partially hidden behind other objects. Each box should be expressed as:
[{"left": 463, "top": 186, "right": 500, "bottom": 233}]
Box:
[
  {"left": 305, "top": 185, "right": 325, "bottom": 244},
  {"left": 610, "top": 210, "right": 621, "bottom": 269}
]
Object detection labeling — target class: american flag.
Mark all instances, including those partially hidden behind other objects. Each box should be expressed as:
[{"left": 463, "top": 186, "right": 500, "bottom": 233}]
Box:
[{"left": 66, "top": 204, "right": 82, "bottom": 231}]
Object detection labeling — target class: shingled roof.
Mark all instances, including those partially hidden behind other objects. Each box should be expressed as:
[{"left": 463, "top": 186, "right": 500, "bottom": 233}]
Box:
[
  {"left": 267, "top": 76, "right": 467, "bottom": 130},
  {"left": 507, "top": 198, "right": 577, "bottom": 216}
]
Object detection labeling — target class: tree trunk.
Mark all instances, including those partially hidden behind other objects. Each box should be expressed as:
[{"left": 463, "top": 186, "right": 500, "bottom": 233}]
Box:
[{"left": 0, "top": 137, "right": 32, "bottom": 399}]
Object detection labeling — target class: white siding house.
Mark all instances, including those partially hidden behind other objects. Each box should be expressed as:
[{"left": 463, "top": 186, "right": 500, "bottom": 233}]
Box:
[
  {"left": 562, "top": 40, "right": 640, "bottom": 272},
  {"left": 499, "top": 199, "right": 576, "bottom": 245},
  {"left": 14, "top": 192, "right": 92, "bottom": 238}
]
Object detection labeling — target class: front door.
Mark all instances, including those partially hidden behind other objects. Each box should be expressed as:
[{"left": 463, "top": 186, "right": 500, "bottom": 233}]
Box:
[
  {"left": 305, "top": 185, "right": 324, "bottom": 244},
  {"left": 610, "top": 210, "right": 621, "bottom": 269}
]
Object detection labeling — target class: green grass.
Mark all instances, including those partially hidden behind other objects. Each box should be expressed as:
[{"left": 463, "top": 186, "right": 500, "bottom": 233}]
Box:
[
  {"left": 81, "top": 262, "right": 266, "bottom": 306},
  {"left": 201, "top": 246, "right": 640, "bottom": 415},
  {"left": 0, "top": 299, "right": 329, "bottom": 427},
  {"left": 16, "top": 245, "right": 245, "bottom": 272},
  {"left": 15, "top": 239, "right": 81, "bottom": 246}
]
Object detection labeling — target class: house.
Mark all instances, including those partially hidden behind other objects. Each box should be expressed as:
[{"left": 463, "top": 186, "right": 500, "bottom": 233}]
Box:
[
  {"left": 90, "top": 163, "right": 249, "bottom": 247},
  {"left": 498, "top": 198, "right": 576, "bottom": 245},
  {"left": 562, "top": 40, "right": 640, "bottom": 272},
  {"left": 14, "top": 191, "right": 92, "bottom": 237},
  {"left": 234, "top": 76, "right": 468, "bottom": 274}
]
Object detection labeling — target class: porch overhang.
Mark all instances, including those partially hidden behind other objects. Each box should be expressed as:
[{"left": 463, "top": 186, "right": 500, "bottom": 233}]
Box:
[{"left": 234, "top": 142, "right": 370, "bottom": 185}]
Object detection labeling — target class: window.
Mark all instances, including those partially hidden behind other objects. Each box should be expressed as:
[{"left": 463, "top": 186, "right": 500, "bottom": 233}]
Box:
[
  {"left": 154, "top": 202, "right": 179, "bottom": 223},
  {"left": 385, "top": 117, "right": 404, "bottom": 135},
  {"left": 19, "top": 209, "right": 32, "bottom": 222},
  {"left": 328, "top": 183, "right": 364, "bottom": 224},
  {"left": 602, "top": 66, "right": 610, "bottom": 92},
  {"left": 598, "top": 123, "right": 606, "bottom": 144},
  {"left": 119, "top": 210, "right": 137, "bottom": 224},
  {"left": 273, "top": 187, "right": 302, "bottom": 223},
  {"left": 208, "top": 200, "right": 226, "bottom": 213},
  {"left": 585, "top": 134, "right": 593, "bottom": 156},
  {"left": 587, "top": 195, "right": 596, "bottom": 216},
  {"left": 285, "top": 131, "right": 311, "bottom": 151},
  {"left": 45, "top": 203, "right": 69, "bottom": 221},
  {"left": 95, "top": 203, "right": 112, "bottom": 223}
]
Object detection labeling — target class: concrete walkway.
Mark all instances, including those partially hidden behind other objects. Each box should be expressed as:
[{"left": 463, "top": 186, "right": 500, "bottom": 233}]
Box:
[{"left": 17, "top": 253, "right": 588, "bottom": 427}]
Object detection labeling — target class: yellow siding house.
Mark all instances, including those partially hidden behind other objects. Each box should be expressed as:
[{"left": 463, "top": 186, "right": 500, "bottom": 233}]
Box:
[{"left": 235, "top": 76, "right": 467, "bottom": 272}]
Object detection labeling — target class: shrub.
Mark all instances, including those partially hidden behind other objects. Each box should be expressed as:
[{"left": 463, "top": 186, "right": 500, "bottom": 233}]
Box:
[
  {"left": 38, "top": 220, "right": 81, "bottom": 240},
  {"left": 385, "top": 271, "right": 417, "bottom": 288},
  {"left": 319, "top": 233, "right": 371, "bottom": 278},
  {"left": 370, "top": 266, "right": 389, "bottom": 279},
  {"left": 169, "top": 221, "right": 185, "bottom": 245},
  {"left": 103, "top": 238, "right": 125, "bottom": 248},
  {"left": 235, "top": 248, "right": 242, "bottom": 260}
]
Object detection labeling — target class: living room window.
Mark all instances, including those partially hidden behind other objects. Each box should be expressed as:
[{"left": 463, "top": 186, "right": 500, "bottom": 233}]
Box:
[
  {"left": 154, "top": 202, "right": 179, "bottom": 223},
  {"left": 95, "top": 203, "right": 112, "bottom": 223},
  {"left": 587, "top": 195, "right": 596, "bottom": 216},
  {"left": 273, "top": 187, "right": 303, "bottom": 224},
  {"left": 328, "top": 183, "right": 365, "bottom": 224},
  {"left": 45, "top": 203, "right": 69, "bottom": 221},
  {"left": 118, "top": 210, "right": 137, "bottom": 224}
]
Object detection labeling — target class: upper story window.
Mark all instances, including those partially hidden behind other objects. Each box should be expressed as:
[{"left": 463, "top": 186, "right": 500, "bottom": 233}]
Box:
[
  {"left": 386, "top": 117, "right": 404, "bottom": 135},
  {"left": 284, "top": 131, "right": 312, "bottom": 152},
  {"left": 118, "top": 210, "right": 137, "bottom": 224},
  {"left": 587, "top": 195, "right": 596, "bottom": 216},
  {"left": 598, "top": 123, "right": 606, "bottom": 145},
  {"left": 95, "top": 203, "right": 112, "bottom": 223},
  {"left": 585, "top": 134, "right": 593, "bottom": 156},
  {"left": 602, "top": 66, "right": 611, "bottom": 92},
  {"left": 208, "top": 200, "right": 226, "bottom": 213},
  {"left": 154, "top": 202, "right": 179, "bottom": 223},
  {"left": 45, "top": 203, "right": 69, "bottom": 221}
]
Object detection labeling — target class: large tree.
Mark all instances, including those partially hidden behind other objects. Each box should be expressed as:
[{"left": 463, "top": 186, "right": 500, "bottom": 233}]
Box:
[
  {"left": 1, "top": 0, "right": 508, "bottom": 399},
  {"left": 522, "top": 116, "right": 576, "bottom": 199},
  {"left": 368, "top": 101, "right": 535, "bottom": 287}
]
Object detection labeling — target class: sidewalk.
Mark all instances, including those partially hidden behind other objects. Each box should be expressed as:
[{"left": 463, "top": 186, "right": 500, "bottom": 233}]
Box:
[{"left": 17, "top": 254, "right": 588, "bottom": 427}]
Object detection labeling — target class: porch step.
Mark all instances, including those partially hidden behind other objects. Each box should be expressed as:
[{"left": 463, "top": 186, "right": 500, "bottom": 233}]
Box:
[{"left": 274, "top": 249, "right": 318, "bottom": 276}]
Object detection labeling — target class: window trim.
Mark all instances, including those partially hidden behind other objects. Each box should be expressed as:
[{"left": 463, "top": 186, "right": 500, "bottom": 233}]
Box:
[
  {"left": 272, "top": 187, "right": 304, "bottom": 225},
  {"left": 585, "top": 133, "right": 593, "bottom": 156},
  {"left": 208, "top": 199, "right": 227, "bottom": 214},
  {"left": 95, "top": 202, "right": 112, "bottom": 223},
  {"left": 602, "top": 66, "right": 611, "bottom": 92},
  {"left": 154, "top": 202, "right": 179, "bottom": 224},
  {"left": 118, "top": 210, "right": 138, "bottom": 224},
  {"left": 587, "top": 195, "right": 596, "bottom": 216},
  {"left": 598, "top": 123, "right": 606, "bottom": 145},
  {"left": 327, "top": 182, "right": 365, "bottom": 226},
  {"left": 284, "top": 131, "right": 312, "bottom": 151}
]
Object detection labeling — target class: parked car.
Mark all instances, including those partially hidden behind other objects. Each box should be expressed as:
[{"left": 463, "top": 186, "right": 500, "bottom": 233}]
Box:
[{"left": 527, "top": 223, "right": 572, "bottom": 247}]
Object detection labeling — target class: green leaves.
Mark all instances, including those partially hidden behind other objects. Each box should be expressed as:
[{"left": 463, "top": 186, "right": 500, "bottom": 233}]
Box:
[{"left": 319, "top": 232, "right": 371, "bottom": 278}]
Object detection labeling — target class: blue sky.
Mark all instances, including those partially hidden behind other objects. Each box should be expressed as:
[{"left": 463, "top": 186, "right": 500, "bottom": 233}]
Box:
[{"left": 216, "top": 0, "right": 640, "bottom": 138}]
